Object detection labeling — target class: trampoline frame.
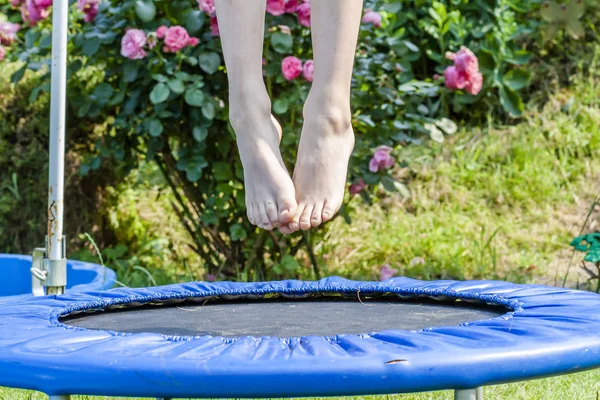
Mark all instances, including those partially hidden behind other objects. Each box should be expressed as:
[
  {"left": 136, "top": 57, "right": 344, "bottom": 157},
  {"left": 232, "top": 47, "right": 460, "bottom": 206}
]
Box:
[{"left": 3, "top": 1, "right": 595, "bottom": 400}]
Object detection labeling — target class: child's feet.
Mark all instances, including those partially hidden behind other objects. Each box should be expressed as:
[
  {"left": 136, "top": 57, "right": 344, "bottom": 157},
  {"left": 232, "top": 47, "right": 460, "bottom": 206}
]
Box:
[
  {"left": 279, "top": 96, "right": 355, "bottom": 234},
  {"left": 230, "top": 90, "right": 297, "bottom": 231}
]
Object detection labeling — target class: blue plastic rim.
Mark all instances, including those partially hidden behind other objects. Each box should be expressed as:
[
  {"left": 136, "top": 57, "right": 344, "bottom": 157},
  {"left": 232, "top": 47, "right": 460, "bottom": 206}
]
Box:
[
  {"left": 0, "top": 253, "right": 116, "bottom": 300},
  {"left": 0, "top": 277, "right": 599, "bottom": 398}
]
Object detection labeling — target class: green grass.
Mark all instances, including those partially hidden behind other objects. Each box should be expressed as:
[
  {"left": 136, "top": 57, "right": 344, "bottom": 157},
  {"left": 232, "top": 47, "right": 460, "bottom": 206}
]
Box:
[
  {"left": 1, "top": 368, "right": 599, "bottom": 399},
  {"left": 319, "top": 70, "right": 600, "bottom": 290}
]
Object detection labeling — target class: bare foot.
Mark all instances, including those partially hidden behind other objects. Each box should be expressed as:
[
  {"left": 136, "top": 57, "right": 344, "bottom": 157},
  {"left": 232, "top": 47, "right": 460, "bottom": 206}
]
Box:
[
  {"left": 279, "top": 97, "right": 354, "bottom": 234},
  {"left": 230, "top": 91, "right": 297, "bottom": 231}
]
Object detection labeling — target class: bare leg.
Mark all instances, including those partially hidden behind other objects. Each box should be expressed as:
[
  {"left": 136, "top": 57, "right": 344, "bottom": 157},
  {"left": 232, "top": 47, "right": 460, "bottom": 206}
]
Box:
[
  {"left": 215, "top": 0, "right": 297, "bottom": 230},
  {"left": 281, "top": 0, "right": 362, "bottom": 233}
]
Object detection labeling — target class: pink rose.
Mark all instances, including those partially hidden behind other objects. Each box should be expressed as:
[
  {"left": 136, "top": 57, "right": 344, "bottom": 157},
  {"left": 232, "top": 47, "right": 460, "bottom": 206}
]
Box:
[
  {"left": 77, "top": 0, "right": 99, "bottom": 22},
  {"left": 156, "top": 25, "right": 167, "bottom": 39},
  {"left": 121, "top": 29, "right": 147, "bottom": 60},
  {"left": 284, "top": 0, "right": 299, "bottom": 13},
  {"left": 22, "top": 0, "right": 50, "bottom": 26},
  {"left": 452, "top": 46, "right": 479, "bottom": 76},
  {"left": 188, "top": 37, "right": 199, "bottom": 47},
  {"left": 33, "top": 0, "right": 52, "bottom": 8},
  {"left": 281, "top": 56, "right": 303, "bottom": 80},
  {"left": 164, "top": 26, "right": 190, "bottom": 52},
  {"left": 0, "top": 45, "right": 6, "bottom": 61},
  {"left": 210, "top": 16, "right": 220, "bottom": 37},
  {"left": 197, "top": 0, "right": 215, "bottom": 15},
  {"left": 266, "top": 0, "right": 286, "bottom": 16},
  {"left": 10, "top": 0, "right": 24, "bottom": 7},
  {"left": 303, "top": 59, "right": 314, "bottom": 82},
  {"left": 380, "top": 264, "right": 398, "bottom": 281},
  {"left": 349, "top": 179, "right": 366, "bottom": 195},
  {"left": 464, "top": 72, "right": 483, "bottom": 95},
  {"left": 205, "top": 273, "right": 217, "bottom": 282},
  {"left": 0, "top": 22, "right": 21, "bottom": 45},
  {"left": 444, "top": 66, "right": 466, "bottom": 90},
  {"left": 362, "top": 10, "right": 382, "bottom": 28},
  {"left": 296, "top": 2, "right": 311, "bottom": 27},
  {"left": 369, "top": 145, "right": 395, "bottom": 173}
]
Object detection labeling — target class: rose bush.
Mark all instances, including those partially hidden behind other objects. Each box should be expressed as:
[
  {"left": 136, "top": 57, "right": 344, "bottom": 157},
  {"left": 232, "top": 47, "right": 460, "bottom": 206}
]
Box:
[{"left": 0, "top": 0, "right": 584, "bottom": 280}]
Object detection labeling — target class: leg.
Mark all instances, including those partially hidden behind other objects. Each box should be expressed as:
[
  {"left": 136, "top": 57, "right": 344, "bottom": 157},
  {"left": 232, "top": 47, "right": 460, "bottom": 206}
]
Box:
[
  {"left": 454, "top": 387, "right": 484, "bottom": 400},
  {"left": 215, "top": 0, "right": 297, "bottom": 230},
  {"left": 281, "top": 0, "right": 362, "bottom": 234}
]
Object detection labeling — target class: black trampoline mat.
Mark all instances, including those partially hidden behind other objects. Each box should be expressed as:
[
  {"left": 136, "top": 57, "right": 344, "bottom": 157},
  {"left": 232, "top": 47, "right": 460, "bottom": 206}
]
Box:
[{"left": 61, "top": 297, "right": 506, "bottom": 338}]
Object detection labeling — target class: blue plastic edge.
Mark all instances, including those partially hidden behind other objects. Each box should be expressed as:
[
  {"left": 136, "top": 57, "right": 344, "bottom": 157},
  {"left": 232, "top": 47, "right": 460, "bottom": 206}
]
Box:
[{"left": 0, "top": 276, "right": 598, "bottom": 398}]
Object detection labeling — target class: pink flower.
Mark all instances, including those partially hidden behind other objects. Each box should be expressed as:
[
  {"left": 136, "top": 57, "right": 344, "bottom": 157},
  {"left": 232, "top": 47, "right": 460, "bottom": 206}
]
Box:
[
  {"left": 0, "top": 22, "right": 21, "bottom": 45},
  {"left": 444, "top": 66, "right": 467, "bottom": 90},
  {"left": 164, "top": 26, "right": 190, "bottom": 52},
  {"left": 448, "top": 46, "right": 479, "bottom": 76},
  {"left": 205, "top": 273, "right": 217, "bottom": 282},
  {"left": 444, "top": 46, "right": 483, "bottom": 95},
  {"left": 210, "top": 16, "right": 220, "bottom": 37},
  {"left": 197, "top": 0, "right": 215, "bottom": 15},
  {"left": 379, "top": 264, "right": 398, "bottom": 281},
  {"left": 362, "top": 10, "right": 382, "bottom": 28},
  {"left": 0, "top": 45, "right": 6, "bottom": 61},
  {"left": 33, "top": 0, "right": 52, "bottom": 8},
  {"left": 77, "top": 0, "right": 99, "bottom": 22},
  {"left": 369, "top": 145, "right": 395, "bottom": 173},
  {"left": 10, "top": 0, "right": 24, "bottom": 7},
  {"left": 296, "top": 2, "right": 311, "bottom": 27},
  {"left": 303, "top": 59, "right": 314, "bottom": 82},
  {"left": 121, "top": 29, "right": 147, "bottom": 60},
  {"left": 281, "top": 56, "right": 303, "bottom": 80},
  {"left": 464, "top": 72, "right": 483, "bottom": 95},
  {"left": 284, "top": 0, "right": 299, "bottom": 13},
  {"left": 188, "top": 37, "right": 199, "bottom": 47},
  {"left": 349, "top": 179, "right": 366, "bottom": 195},
  {"left": 156, "top": 25, "right": 167, "bottom": 39},
  {"left": 22, "top": 0, "right": 51, "bottom": 26},
  {"left": 266, "top": 0, "right": 285, "bottom": 16}
]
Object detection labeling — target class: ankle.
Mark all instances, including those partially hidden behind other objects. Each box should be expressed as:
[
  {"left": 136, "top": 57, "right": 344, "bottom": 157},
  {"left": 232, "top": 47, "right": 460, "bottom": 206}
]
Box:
[
  {"left": 228, "top": 83, "right": 272, "bottom": 132},
  {"left": 303, "top": 93, "right": 352, "bottom": 135}
]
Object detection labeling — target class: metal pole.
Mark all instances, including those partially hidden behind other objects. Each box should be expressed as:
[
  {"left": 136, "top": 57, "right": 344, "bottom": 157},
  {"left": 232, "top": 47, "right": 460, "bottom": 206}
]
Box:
[
  {"left": 455, "top": 387, "right": 483, "bottom": 400},
  {"left": 45, "top": 0, "right": 69, "bottom": 295}
]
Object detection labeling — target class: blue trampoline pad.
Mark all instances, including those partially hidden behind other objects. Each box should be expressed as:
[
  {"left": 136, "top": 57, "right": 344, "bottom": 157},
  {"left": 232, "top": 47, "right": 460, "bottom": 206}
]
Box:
[{"left": 0, "top": 277, "right": 599, "bottom": 398}]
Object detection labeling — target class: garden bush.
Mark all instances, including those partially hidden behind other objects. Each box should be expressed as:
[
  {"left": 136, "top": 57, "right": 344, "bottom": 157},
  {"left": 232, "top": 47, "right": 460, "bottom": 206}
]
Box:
[{"left": 0, "top": 0, "right": 595, "bottom": 280}]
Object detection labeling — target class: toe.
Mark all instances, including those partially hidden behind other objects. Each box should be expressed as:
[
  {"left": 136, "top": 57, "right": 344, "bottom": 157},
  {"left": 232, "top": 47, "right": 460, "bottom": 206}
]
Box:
[
  {"left": 299, "top": 205, "right": 314, "bottom": 231},
  {"left": 287, "top": 204, "right": 304, "bottom": 232},
  {"left": 322, "top": 200, "right": 338, "bottom": 223},
  {"left": 247, "top": 202, "right": 256, "bottom": 226},
  {"left": 278, "top": 225, "right": 295, "bottom": 235},
  {"left": 265, "top": 200, "right": 281, "bottom": 228},
  {"left": 278, "top": 197, "right": 297, "bottom": 224},
  {"left": 258, "top": 204, "right": 273, "bottom": 231},
  {"left": 310, "top": 203, "right": 324, "bottom": 228}
]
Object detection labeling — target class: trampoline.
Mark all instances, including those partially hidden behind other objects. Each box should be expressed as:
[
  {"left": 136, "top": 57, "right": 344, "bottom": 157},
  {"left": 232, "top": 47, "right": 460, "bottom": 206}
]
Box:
[
  {"left": 1, "top": 277, "right": 600, "bottom": 399},
  {"left": 4, "top": 1, "right": 600, "bottom": 400},
  {"left": 0, "top": 254, "right": 115, "bottom": 301}
]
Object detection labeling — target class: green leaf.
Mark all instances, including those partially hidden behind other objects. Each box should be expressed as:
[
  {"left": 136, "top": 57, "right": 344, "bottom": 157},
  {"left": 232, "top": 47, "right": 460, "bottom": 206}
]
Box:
[
  {"left": 499, "top": 85, "right": 524, "bottom": 117},
  {"left": 198, "top": 52, "right": 221, "bottom": 74},
  {"left": 123, "top": 62, "right": 139, "bottom": 82},
  {"left": 185, "top": 88, "right": 205, "bottom": 107},
  {"left": 135, "top": 0, "right": 156, "bottom": 22},
  {"left": 146, "top": 118, "right": 164, "bottom": 137},
  {"left": 39, "top": 34, "right": 52, "bottom": 49},
  {"left": 435, "top": 118, "right": 457, "bottom": 135},
  {"left": 213, "top": 162, "right": 233, "bottom": 181},
  {"left": 24, "top": 29, "right": 40, "bottom": 48},
  {"left": 11, "top": 66, "right": 27, "bottom": 84},
  {"left": 150, "top": 83, "right": 170, "bottom": 104},
  {"left": 184, "top": 10, "right": 206, "bottom": 36},
  {"left": 503, "top": 69, "right": 531, "bottom": 91},
  {"left": 273, "top": 99, "right": 289, "bottom": 115},
  {"left": 230, "top": 224, "right": 247, "bottom": 241},
  {"left": 82, "top": 37, "right": 101, "bottom": 56},
  {"left": 167, "top": 79, "right": 185, "bottom": 94},
  {"left": 271, "top": 31, "right": 293, "bottom": 54},
  {"left": 29, "top": 86, "right": 43, "bottom": 104},
  {"left": 202, "top": 102, "right": 216, "bottom": 120},
  {"left": 506, "top": 50, "right": 532, "bottom": 65},
  {"left": 193, "top": 126, "right": 209, "bottom": 142},
  {"left": 424, "top": 122, "right": 444, "bottom": 142},
  {"left": 280, "top": 255, "right": 300, "bottom": 272},
  {"left": 93, "top": 83, "right": 114, "bottom": 104},
  {"left": 152, "top": 74, "right": 168, "bottom": 83}
]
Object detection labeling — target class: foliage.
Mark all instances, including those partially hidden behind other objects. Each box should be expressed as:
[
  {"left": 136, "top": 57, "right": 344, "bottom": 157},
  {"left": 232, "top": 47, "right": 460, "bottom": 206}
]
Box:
[{"left": 0, "top": 0, "right": 594, "bottom": 279}]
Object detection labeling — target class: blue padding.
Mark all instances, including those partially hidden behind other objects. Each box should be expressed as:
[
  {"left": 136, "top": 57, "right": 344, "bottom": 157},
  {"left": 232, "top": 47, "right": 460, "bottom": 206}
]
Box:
[
  {"left": 0, "top": 277, "right": 599, "bottom": 398},
  {"left": 0, "top": 254, "right": 116, "bottom": 300}
]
